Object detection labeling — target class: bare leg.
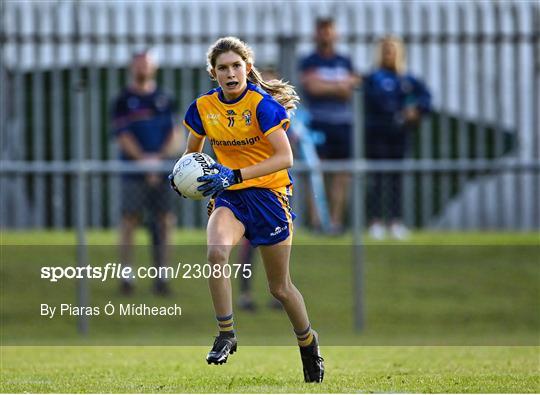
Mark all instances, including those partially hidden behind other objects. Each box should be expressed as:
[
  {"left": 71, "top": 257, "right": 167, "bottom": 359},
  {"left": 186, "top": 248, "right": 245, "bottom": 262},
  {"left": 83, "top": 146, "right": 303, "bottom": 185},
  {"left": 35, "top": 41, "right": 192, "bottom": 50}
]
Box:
[
  {"left": 259, "top": 235, "right": 310, "bottom": 332},
  {"left": 206, "top": 207, "right": 245, "bottom": 317},
  {"left": 261, "top": 227, "right": 324, "bottom": 383},
  {"left": 328, "top": 172, "right": 351, "bottom": 230}
]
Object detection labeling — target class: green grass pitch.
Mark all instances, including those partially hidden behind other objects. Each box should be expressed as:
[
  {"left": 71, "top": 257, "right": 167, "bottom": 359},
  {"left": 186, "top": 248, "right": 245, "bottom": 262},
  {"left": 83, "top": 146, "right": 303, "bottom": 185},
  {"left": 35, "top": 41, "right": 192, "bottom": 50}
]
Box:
[
  {"left": 1, "top": 230, "right": 539, "bottom": 393},
  {"left": 1, "top": 346, "right": 538, "bottom": 393}
]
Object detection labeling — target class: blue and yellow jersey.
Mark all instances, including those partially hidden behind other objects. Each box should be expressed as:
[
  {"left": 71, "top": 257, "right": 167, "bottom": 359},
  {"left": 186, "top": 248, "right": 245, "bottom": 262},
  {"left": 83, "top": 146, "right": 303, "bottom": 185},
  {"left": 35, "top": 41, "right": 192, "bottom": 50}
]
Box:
[{"left": 183, "top": 82, "right": 292, "bottom": 194}]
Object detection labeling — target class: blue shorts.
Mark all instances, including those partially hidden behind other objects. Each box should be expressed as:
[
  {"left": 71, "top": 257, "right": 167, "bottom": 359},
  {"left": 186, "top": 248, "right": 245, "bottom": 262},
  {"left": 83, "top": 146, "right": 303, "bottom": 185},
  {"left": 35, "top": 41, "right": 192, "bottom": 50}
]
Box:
[{"left": 212, "top": 188, "right": 296, "bottom": 247}]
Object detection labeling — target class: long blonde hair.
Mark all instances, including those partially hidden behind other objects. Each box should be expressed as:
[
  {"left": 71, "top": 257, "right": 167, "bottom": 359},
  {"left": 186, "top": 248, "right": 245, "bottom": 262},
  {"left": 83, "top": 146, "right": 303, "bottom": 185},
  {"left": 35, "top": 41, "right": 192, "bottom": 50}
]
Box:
[
  {"left": 375, "top": 35, "right": 407, "bottom": 74},
  {"left": 206, "top": 36, "right": 299, "bottom": 112}
]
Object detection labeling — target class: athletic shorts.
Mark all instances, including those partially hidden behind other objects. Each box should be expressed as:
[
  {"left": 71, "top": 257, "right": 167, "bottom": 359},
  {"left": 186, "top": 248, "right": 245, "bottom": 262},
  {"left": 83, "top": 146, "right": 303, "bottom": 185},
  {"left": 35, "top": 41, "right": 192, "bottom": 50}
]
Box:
[
  {"left": 121, "top": 177, "right": 172, "bottom": 216},
  {"left": 209, "top": 188, "right": 296, "bottom": 247},
  {"left": 310, "top": 121, "right": 353, "bottom": 160}
]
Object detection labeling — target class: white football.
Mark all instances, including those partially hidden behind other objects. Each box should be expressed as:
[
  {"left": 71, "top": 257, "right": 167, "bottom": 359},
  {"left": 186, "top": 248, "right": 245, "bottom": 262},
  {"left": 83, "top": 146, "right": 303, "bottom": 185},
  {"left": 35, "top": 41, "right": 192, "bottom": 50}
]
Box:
[{"left": 171, "top": 152, "right": 217, "bottom": 200}]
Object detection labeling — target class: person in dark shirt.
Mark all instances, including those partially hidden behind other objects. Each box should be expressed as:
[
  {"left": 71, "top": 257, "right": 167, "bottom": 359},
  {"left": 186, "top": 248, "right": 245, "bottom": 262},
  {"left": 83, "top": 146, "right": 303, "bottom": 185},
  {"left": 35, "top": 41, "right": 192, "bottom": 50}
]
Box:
[
  {"left": 111, "top": 50, "right": 182, "bottom": 295},
  {"left": 299, "top": 17, "right": 360, "bottom": 234},
  {"left": 364, "top": 36, "right": 431, "bottom": 239}
]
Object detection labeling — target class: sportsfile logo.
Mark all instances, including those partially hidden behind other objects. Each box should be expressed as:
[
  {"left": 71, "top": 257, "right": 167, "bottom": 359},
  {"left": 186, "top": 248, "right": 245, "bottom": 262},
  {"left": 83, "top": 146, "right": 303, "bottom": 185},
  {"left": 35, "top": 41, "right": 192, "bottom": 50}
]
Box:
[
  {"left": 270, "top": 225, "right": 287, "bottom": 237},
  {"left": 209, "top": 136, "right": 260, "bottom": 147}
]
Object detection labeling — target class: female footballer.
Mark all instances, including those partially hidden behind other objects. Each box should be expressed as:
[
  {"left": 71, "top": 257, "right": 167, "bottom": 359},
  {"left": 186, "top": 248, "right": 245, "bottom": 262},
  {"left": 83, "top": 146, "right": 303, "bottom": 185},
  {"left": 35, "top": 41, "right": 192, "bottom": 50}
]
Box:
[{"left": 171, "top": 37, "right": 323, "bottom": 383}]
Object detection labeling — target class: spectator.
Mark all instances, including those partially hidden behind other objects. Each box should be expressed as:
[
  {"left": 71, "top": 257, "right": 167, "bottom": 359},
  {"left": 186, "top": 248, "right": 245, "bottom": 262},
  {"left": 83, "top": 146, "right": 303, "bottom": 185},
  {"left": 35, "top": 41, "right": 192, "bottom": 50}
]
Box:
[
  {"left": 299, "top": 17, "right": 360, "bottom": 234},
  {"left": 364, "top": 36, "right": 432, "bottom": 240},
  {"left": 111, "top": 50, "right": 182, "bottom": 295}
]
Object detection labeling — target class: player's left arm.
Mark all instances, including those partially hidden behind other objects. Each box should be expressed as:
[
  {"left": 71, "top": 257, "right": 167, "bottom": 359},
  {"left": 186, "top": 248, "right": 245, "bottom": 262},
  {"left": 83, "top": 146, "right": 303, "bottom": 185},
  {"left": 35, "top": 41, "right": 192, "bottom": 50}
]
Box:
[
  {"left": 237, "top": 98, "right": 293, "bottom": 181},
  {"left": 197, "top": 99, "right": 292, "bottom": 196},
  {"left": 196, "top": 128, "right": 293, "bottom": 197},
  {"left": 239, "top": 128, "right": 293, "bottom": 181}
]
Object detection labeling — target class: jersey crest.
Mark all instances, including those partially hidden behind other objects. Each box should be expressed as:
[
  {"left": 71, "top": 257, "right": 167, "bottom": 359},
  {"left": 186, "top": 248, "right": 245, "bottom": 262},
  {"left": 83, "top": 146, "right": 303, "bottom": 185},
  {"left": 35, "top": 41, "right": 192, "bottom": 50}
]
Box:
[{"left": 242, "top": 109, "right": 252, "bottom": 126}]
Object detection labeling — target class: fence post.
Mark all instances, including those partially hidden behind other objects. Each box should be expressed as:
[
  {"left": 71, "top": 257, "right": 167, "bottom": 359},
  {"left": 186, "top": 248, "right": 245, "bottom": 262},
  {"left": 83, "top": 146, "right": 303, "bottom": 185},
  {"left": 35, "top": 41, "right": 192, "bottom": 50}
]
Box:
[
  {"left": 87, "top": 4, "right": 102, "bottom": 229},
  {"left": 532, "top": 3, "right": 540, "bottom": 228},
  {"left": 278, "top": 34, "right": 298, "bottom": 86},
  {"left": 352, "top": 87, "right": 365, "bottom": 331},
  {"left": 0, "top": 0, "right": 7, "bottom": 227},
  {"left": 75, "top": 79, "right": 89, "bottom": 336},
  {"left": 73, "top": 0, "right": 89, "bottom": 336},
  {"left": 51, "top": 2, "right": 66, "bottom": 229},
  {"left": 457, "top": 5, "right": 469, "bottom": 229},
  {"left": 419, "top": 6, "right": 433, "bottom": 228},
  {"left": 13, "top": 5, "right": 29, "bottom": 228}
]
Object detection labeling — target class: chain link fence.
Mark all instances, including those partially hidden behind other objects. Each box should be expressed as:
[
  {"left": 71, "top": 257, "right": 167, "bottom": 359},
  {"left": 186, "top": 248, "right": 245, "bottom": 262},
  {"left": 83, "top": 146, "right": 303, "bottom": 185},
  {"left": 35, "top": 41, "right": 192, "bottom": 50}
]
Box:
[{"left": 1, "top": 0, "right": 539, "bottom": 231}]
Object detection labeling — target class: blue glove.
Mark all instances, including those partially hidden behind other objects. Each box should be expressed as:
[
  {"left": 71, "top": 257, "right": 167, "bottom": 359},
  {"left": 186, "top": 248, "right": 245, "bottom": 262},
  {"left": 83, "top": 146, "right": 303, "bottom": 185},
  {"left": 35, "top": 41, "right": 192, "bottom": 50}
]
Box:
[
  {"left": 168, "top": 173, "right": 186, "bottom": 198},
  {"left": 197, "top": 163, "right": 242, "bottom": 197}
]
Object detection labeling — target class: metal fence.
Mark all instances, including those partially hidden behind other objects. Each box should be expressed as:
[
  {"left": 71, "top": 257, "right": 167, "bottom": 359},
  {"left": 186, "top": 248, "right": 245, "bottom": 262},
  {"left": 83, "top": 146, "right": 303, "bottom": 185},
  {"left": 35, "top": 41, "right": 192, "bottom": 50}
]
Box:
[{"left": 0, "top": 1, "right": 539, "bottom": 231}]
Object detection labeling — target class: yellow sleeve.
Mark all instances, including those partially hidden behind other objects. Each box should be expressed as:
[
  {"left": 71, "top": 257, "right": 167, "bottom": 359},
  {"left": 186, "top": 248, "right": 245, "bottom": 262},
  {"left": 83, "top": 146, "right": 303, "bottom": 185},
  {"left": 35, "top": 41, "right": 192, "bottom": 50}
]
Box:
[{"left": 263, "top": 119, "right": 290, "bottom": 137}]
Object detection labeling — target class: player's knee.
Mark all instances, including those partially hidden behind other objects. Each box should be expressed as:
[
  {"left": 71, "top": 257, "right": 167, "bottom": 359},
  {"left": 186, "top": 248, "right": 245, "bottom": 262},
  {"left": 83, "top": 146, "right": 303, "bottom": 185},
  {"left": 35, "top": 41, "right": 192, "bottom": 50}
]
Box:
[
  {"left": 207, "top": 245, "right": 229, "bottom": 265},
  {"left": 269, "top": 283, "right": 293, "bottom": 303}
]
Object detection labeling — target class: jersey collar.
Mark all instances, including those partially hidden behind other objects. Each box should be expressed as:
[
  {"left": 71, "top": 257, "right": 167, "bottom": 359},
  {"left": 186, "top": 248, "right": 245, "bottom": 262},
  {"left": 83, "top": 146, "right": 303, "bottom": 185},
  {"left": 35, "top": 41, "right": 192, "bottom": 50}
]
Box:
[{"left": 217, "top": 82, "right": 251, "bottom": 105}]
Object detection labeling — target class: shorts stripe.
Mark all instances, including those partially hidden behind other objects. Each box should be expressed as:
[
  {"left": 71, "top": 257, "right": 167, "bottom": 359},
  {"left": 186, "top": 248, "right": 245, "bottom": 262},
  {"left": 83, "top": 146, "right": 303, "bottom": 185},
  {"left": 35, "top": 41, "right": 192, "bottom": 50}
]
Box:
[{"left": 271, "top": 190, "right": 293, "bottom": 234}]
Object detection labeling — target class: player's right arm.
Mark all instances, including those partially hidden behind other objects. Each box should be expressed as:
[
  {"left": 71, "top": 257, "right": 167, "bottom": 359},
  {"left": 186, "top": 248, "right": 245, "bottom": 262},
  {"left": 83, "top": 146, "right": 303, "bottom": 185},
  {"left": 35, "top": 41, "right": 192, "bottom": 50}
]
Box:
[
  {"left": 182, "top": 100, "right": 206, "bottom": 155},
  {"left": 183, "top": 131, "right": 205, "bottom": 155}
]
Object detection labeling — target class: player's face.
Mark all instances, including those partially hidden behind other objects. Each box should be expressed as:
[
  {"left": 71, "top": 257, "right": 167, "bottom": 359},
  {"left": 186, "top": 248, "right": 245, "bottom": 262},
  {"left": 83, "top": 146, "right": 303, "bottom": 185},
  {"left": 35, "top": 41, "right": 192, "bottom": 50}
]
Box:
[{"left": 213, "top": 51, "right": 251, "bottom": 101}]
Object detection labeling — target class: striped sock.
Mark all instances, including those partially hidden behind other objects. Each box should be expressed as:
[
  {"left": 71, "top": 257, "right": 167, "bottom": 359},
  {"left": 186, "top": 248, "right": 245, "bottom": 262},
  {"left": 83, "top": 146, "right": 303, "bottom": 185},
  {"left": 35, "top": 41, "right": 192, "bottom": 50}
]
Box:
[
  {"left": 217, "top": 313, "right": 235, "bottom": 337},
  {"left": 295, "top": 324, "right": 314, "bottom": 347}
]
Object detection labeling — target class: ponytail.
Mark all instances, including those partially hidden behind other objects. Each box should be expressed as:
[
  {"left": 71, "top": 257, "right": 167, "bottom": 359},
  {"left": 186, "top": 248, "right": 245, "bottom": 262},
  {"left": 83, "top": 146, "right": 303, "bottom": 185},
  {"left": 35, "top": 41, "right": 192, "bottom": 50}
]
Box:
[{"left": 248, "top": 67, "right": 299, "bottom": 113}]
